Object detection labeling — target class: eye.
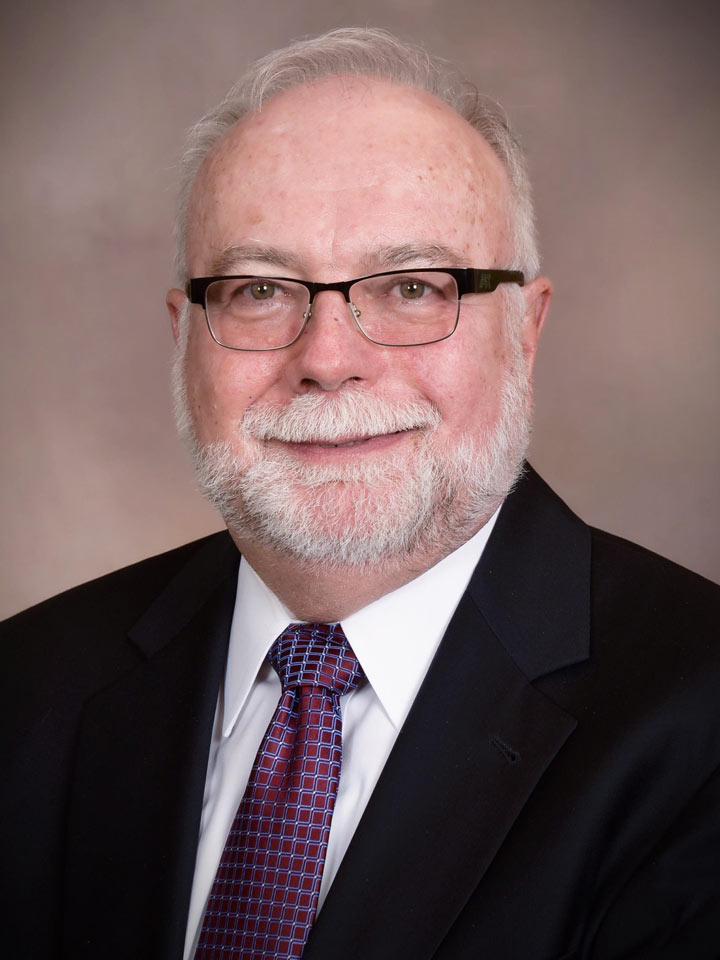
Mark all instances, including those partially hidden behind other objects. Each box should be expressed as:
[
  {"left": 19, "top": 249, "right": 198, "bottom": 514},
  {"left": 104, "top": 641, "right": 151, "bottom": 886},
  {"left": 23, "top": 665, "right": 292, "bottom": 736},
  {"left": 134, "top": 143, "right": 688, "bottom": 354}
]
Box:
[
  {"left": 248, "top": 281, "right": 276, "bottom": 300},
  {"left": 398, "top": 280, "right": 427, "bottom": 300}
]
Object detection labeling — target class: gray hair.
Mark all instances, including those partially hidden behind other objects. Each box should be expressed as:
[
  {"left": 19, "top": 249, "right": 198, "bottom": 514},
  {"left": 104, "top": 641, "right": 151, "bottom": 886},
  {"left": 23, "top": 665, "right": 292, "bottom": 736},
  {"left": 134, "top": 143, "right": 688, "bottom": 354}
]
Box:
[{"left": 173, "top": 27, "right": 540, "bottom": 284}]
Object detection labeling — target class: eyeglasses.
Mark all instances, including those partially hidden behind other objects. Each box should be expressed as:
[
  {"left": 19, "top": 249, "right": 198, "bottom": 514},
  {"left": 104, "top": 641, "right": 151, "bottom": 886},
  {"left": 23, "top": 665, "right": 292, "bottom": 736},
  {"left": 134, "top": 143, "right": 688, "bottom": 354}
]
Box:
[{"left": 186, "top": 267, "right": 524, "bottom": 350}]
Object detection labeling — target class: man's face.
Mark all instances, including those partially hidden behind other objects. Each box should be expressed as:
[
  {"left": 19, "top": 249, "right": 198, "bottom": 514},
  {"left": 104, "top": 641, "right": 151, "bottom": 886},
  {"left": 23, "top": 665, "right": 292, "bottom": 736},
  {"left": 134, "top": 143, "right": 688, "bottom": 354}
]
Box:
[{"left": 168, "top": 77, "right": 550, "bottom": 566}]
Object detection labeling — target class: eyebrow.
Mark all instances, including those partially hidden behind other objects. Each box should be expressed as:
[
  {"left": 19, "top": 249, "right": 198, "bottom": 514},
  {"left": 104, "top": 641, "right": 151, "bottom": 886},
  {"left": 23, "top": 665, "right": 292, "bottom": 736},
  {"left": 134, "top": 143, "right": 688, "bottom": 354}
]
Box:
[
  {"left": 361, "top": 243, "right": 468, "bottom": 272},
  {"left": 207, "top": 241, "right": 468, "bottom": 278},
  {"left": 208, "top": 244, "right": 305, "bottom": 276}
]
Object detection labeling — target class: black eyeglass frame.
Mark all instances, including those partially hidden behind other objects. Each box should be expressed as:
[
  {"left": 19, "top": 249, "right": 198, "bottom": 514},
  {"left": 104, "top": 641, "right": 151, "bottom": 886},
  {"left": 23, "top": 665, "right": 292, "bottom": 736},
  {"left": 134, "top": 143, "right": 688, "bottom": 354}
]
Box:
[{"left": 186, "top": 267, "right": 525, "bottom": 350}]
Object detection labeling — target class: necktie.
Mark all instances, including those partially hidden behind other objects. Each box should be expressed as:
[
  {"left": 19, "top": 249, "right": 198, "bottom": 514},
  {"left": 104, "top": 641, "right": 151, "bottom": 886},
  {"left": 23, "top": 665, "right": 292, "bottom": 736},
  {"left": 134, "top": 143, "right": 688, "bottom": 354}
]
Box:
[{"left": 195, "top": 622, "right": 364, "bottom": 960}]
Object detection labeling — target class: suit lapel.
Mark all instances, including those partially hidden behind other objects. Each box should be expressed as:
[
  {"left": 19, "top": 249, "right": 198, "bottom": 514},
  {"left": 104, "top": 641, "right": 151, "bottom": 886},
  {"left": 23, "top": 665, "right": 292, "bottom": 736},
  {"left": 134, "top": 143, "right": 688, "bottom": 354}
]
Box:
[
  {"left": 63, "top": 534, "right": 239, "bottom": 960},
  {"left": 306, "top": 467, "right": 591, "bottom": 959}
]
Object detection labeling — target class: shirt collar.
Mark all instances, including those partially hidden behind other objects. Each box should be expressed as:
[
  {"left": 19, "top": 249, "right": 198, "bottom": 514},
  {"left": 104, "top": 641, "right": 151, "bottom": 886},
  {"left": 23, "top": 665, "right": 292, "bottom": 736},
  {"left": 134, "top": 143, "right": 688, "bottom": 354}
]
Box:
[
  {"left": 222, "top": 507, "right": 500, "bottom": 736},
  {"left": 222, "top": 559, "right": 295, "bottom": 736}
]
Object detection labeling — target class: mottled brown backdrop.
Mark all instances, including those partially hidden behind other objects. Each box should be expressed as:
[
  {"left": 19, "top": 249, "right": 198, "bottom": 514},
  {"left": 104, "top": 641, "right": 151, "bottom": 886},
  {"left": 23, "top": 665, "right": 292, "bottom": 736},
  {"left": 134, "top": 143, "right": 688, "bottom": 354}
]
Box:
[{"left": 1, "top": 0, "right": 718, "bottom": 617}]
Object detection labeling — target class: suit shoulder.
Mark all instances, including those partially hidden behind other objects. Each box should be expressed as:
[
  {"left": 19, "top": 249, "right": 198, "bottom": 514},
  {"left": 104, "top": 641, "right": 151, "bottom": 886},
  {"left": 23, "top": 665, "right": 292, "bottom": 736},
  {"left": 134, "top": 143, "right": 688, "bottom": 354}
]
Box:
[
  {"left": 0, "top": 530, "right": 235, "bottom": 652},
  {"left": 589, "top": 525, "right": 719, "bottom": 604},
  {"left": 588, "top": 525, "right": 720, "bottom": 664}
]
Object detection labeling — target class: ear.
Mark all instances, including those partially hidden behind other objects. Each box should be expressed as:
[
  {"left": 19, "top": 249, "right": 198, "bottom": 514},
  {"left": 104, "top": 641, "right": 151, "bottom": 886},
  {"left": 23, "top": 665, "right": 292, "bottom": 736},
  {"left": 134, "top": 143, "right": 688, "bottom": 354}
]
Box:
[
  {"left": 518, "top": 276, "right": 552, "bottom": 378},
  {"left": 166, "top": 288, "right": 187, "bottom": 345}
]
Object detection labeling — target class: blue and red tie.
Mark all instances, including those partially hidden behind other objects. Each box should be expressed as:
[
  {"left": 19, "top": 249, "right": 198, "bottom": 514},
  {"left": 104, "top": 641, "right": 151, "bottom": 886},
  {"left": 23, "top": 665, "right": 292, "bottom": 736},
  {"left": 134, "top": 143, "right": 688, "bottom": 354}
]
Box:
[{"left": 194, "top": 622, "right": 364, "bottom": 959}]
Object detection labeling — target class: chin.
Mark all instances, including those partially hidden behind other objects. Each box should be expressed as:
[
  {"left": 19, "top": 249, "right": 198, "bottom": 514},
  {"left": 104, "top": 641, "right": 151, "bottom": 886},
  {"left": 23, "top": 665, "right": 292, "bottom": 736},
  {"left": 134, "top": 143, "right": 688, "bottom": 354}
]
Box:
[
  {"left": 191, "top": 418, "right": 528, "bottom": 568},
  {"left": 198, "top": 442, "right": 440, "bottom": 567}
]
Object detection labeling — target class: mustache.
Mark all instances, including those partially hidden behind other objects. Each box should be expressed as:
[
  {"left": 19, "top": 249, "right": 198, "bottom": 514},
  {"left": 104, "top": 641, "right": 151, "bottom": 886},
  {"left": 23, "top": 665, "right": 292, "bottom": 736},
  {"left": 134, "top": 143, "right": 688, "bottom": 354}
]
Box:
[{"left": 241, "top": 390, "right": 441, "bottom": 444}]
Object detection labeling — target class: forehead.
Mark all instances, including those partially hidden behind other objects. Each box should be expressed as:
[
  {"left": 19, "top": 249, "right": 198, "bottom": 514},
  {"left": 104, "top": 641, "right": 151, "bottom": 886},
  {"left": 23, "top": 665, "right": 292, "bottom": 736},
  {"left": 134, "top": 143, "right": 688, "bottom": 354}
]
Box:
[{"left": 186, "top": 76, "right": 512, "bottom": 274}]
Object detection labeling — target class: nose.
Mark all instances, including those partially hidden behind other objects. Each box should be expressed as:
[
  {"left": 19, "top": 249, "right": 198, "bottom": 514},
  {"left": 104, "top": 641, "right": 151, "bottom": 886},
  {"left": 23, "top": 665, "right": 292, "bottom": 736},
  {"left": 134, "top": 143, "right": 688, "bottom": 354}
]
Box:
[
  {"left": 287, "top": 289, "right": 380, "bottom": 393},
  {"left": 306, "top": 290, "right": 362, "bottom": 326}
]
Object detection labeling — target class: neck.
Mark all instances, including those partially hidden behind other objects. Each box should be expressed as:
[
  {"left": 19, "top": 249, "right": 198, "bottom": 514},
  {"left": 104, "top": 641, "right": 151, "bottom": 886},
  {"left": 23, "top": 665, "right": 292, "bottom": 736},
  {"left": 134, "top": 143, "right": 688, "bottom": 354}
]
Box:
[{"left": 229, "top": 521, "right": 488, "bottom": 622}]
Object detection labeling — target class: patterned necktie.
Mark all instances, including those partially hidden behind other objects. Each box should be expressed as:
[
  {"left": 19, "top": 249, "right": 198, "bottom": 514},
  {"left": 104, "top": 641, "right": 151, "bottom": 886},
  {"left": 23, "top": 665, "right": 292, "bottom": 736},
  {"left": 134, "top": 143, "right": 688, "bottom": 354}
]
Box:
[{"left": 195, "top": 622, "right": 365, "bottom": 960}]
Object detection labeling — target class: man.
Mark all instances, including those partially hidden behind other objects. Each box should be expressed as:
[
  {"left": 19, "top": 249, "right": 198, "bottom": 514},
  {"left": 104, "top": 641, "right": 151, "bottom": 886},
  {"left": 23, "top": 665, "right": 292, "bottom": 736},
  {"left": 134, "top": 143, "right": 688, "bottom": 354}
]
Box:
[{"left": 2, "top": 27, "right": 719, "bottom": 960}]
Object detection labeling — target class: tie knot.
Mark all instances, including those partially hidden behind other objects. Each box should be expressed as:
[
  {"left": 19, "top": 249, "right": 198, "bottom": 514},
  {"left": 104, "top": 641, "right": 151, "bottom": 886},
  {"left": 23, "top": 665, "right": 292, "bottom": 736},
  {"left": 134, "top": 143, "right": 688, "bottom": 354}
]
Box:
[{"left": 269, "top": 622, "right": 364, "bottom": 696}]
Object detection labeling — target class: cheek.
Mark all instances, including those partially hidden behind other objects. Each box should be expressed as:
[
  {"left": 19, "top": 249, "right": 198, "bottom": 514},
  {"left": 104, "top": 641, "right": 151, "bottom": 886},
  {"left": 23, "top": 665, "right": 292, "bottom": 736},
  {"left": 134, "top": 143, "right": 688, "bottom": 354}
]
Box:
[
  {"left": 183, "top": 336, "right": 281, "bottom": 441},
  {"left": 410, "top": 324, "right": 510, "bottom": 435}
]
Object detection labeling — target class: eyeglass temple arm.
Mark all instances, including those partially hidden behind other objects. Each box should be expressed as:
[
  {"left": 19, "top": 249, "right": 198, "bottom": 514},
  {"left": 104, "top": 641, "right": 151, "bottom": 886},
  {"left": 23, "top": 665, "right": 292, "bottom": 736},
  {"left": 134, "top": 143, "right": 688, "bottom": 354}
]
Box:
[{"left": 464, "top": 269, "right": 525, "bottom": 294}]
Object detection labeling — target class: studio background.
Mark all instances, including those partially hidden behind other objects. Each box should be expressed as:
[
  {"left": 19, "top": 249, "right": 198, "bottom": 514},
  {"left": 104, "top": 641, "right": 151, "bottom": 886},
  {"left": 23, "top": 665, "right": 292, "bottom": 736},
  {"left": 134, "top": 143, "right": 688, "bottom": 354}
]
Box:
[{"left": 1, "top": 0, "right": 718, "bottom": 619}]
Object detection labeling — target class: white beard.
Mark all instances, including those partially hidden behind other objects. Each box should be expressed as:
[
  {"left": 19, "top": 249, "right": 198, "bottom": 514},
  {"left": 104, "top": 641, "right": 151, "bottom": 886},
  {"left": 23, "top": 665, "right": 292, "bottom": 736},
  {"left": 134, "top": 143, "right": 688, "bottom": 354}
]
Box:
[{"left": 172, "top": 337, "right": 533, "bottom": 569}]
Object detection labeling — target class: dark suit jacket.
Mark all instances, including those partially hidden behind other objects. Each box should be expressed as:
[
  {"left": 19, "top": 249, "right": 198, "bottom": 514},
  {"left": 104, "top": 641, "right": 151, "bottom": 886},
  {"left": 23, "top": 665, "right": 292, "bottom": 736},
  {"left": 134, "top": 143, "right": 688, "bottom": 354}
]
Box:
[{"left": 2, "top": 466, "right": 720, "bottom": 959}]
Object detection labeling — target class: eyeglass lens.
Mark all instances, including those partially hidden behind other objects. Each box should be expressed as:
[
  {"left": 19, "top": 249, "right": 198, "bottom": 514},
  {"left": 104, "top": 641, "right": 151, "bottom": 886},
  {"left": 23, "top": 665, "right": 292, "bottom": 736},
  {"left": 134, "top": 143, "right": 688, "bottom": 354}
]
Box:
[{"left": 203, "top": 272, "right": 462, "bottom": 349}]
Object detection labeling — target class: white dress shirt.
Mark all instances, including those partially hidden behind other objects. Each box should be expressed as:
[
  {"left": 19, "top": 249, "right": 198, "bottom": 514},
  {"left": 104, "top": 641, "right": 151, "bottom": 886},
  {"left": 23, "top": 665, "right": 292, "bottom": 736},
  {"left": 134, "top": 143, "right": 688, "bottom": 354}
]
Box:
[{"left": 184, "top": 509, "right": 500, "bottom": 959}]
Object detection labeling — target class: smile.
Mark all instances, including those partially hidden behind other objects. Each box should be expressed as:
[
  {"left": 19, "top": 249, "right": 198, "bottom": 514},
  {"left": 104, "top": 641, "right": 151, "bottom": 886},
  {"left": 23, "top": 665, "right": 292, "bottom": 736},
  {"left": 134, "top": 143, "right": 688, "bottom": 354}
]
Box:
[
  {"left": 277, "top": 429, "right": 413, "bottom": 455},
  {"left": 317, "top": 436, "right": 381, "bottom": 448},
  {"left": 309, "top": 427, "right": 412, "bottom": 446}
]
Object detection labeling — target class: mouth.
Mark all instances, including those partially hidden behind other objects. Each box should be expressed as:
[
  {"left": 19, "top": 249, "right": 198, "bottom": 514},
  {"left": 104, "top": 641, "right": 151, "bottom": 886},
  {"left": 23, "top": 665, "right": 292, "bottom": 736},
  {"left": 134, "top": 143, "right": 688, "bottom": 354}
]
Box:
[
  {"left": 313, "top": 429, "right": 408, "bottom": 448},
  {"left": 242, "top": 392, "right": 441, "bottom": 457},
  {"left": 273, "top": 428, "right": 415, "bottom": 456}
]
